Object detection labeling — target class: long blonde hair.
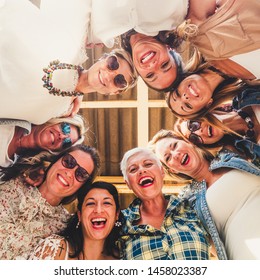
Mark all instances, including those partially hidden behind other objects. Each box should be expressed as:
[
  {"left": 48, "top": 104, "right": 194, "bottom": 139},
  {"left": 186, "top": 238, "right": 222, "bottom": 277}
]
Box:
[{"left": 147, "top": 129, "right": 215, "bottom": 184}]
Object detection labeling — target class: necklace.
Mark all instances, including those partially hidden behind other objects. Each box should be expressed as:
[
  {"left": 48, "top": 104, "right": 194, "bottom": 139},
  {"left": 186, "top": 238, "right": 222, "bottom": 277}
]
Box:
[
  {"left": 42, "top": 60, "right": 84, "bottom": 97},
  {"left": 236, "top": 109, "right": 255, "bottom": 139}
]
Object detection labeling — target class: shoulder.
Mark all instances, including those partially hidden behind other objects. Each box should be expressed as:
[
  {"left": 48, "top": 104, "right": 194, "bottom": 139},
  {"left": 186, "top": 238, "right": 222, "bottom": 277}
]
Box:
[{"left": 29, "top": 234, "right": 68, "bottom": 260}]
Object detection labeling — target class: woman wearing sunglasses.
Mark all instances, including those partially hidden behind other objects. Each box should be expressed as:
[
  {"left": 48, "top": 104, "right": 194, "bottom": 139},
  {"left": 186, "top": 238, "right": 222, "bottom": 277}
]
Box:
[
  {"left": 173, "top": 112, "right": 260, "bottom": 167},
  {"left": 148, "top": 129, "right": 260, "bottom": 259},
  {"left": 0, "top": 114, "right": 87, "bottom": 169},
  {"left": 30, "top": 181, "right": 123, "bottom": 260},
  {"left": 0, "top": 144, "right": 100, "bottom": 260},
  {"left": 0, "top": 0, "right": 138, "bottom": 125}
]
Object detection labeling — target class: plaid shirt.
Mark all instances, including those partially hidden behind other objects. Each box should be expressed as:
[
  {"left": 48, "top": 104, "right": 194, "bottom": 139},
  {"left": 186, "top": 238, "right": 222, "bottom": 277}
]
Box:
[{"left": 119, "top": 195, "right": 210, "bottom": 260}]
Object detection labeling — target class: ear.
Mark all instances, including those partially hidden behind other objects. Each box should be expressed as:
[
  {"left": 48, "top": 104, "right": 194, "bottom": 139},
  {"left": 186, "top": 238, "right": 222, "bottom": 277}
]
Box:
[
  {"left": 116, "top": 209, "right": 120, "bottom": 220},
  {"left": 125, "top": 179, "right": 132, "bottom": 190},
  {"left": 206, "top": 98, "right": 213, "bottom": 108},
  {"left": 161, "top": 166, "right": 165, "bottom": 178}
]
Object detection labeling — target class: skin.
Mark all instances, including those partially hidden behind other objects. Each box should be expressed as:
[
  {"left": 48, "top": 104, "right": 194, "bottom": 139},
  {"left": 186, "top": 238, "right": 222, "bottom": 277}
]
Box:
[
  {"left": 78, "top": 188, "right": 118, "bottom": 242},
  {"left": 30, "top": 123, "right": 79, "bottom": 151},
  {"left": 39, "top": 150, "right": 94, "bottom": 206},
  {"left": 125, "top": 151, "right": 165, "bottom": 201},
  {"left": 167, "top": 73, "right": 220, "bottom": 116},
  {"left": 179, "top": 120, "right": 224, "bottom": 144},
  {"left": 76, "top": 55, "right": 133, "bottom": 95},
  {"left": 130, "top": 33, "right": 178, "bottom": 90},
  {"left": 154, "top": 137, "right": 204, "bottom": 177}
]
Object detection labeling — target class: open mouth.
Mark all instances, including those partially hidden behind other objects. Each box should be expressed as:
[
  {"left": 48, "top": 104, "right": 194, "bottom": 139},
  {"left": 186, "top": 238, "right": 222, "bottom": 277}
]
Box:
[
  {"left": 98, "top": 71, "right": 106, "bottom": 86},
  {"left": 91, "top": 218, "right": 107, "bottom": 229},
  {"left": 181, "top": 153, "right": 190, "bottom": 165},
  {"left": 188, "top": 85, "right": 198, "bottom": 97},
  {"left": 57, "top": 174, "right": 69, "bottom": 187},
  {"left": 138, "top": 176, "right": 154, "bottom": 187},
  {"left": 141, "top": 51, "right": 156, "bottom": 64},
  {"left": 208, "top": 125, "right": 213, "bottom": 137}
]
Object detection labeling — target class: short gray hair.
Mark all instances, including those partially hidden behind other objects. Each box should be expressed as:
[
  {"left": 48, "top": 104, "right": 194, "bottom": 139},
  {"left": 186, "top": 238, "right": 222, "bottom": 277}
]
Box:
[{"left": 120, "top": 147, "right": 162, "bottom": 180}]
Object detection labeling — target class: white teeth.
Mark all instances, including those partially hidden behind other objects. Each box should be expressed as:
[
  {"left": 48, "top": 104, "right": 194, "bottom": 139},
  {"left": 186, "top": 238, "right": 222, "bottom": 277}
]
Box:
[
  {"left": 188, "top": 85, "right": 198, "bottom": 97},
  {"left": 91, "top": 218, "right": 106, "bottom": 222},
  {"left": 208, "top": 126, "right": 212, "bottom": 137},
  {"left": 58, "top": 175, "right": 69, "bottom": 186},
  {"left": 181, "top": 154, "right": 188, "bottom": 165},
  {"left": 139, "top": 177, "right": 153, "bottom": 185},
  {"left": 99, "top": 72, "right": 105, "bottom": 86},
  {"left": 141, "top": 52, "right": 155, "bottom": 63}
]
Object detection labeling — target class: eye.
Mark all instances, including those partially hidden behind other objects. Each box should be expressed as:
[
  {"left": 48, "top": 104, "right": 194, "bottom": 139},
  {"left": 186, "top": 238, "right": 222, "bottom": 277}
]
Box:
[
  {"left": 86, "top": 202, "right": 95, "bottom": 207},
  {"left": 161, "top": 60, "right": 170, "bottom": 69},
  {"left": 144, "top": 162, "right": 153, "bottom": 167},
  {"left": 129, "top": 167, "right": 137, "bottom": 173},
  {"left": 146, "top": 73, "right": 154, "bottom": 79},
  {"left": 104, "top": 201, "right": 113, "bottom": 206},
  {"left": 165, "top": 154, "right": 171, "bottom": 163}
]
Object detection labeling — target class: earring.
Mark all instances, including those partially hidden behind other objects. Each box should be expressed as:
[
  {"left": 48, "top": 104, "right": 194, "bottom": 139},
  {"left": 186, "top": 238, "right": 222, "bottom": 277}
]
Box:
[
  {"left": 115, "top": 220, "right": 122, "bottom": 227},
  {"left": 76, "top": 221, "right": 81, "bottom": 229}
]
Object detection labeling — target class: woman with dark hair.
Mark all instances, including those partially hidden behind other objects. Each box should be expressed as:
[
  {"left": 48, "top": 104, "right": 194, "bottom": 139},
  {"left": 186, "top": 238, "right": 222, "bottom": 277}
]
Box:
[
  {"left": 30, "top": 181, "right": 122, "bottom": 260},
  {"left": 0, "top": 144, "right": 100, "bottom": 260}
]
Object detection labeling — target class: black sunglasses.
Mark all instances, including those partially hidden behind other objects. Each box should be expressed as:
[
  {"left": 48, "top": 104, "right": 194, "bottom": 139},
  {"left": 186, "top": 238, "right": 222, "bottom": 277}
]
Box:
[
  {"left": 106, "top": 55, "right": 129, "bottom": 90},
  {"left": 61, "top": 153, "right": 90, "bottom": 182},
  {"left": 187, "top": 121, "right": 204, "bottom": 145}
]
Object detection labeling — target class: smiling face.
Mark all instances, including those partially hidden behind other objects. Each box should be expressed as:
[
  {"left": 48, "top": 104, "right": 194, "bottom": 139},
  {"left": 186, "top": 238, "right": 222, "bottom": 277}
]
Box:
[
  {"left": 125, "top": 151, "right": 165, "bottom": 201},
  {"left": 78, "top": 188, "right": 118, "bottom": 241},
  {"left": 34, "top": 123, "right": 79, "bottom": 151},
  {"left": 43, "top": 150, "right": 94, "bottom": 201},
  {"left": 154, "top": 137, "right": 202, "bottom": 177},
  {"left": 167, "top": 74, "right": 213, "bottom": 116},
  {"left": 179, "top": 120, "right": 224, "bottom": 145},
  {"left": 87, "top": 55, "right": 133, "bottom": 95},
  {"left": 130, "top": 34, "right": 178, "bottom": 90}
]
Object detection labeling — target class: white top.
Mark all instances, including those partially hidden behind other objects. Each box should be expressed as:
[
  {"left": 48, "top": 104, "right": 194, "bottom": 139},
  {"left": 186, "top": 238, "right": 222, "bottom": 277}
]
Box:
[
  {"left": 0, "top": 124, "right": 31, "bottom": 168},
  {"left": 0, "top": 0, "right": 90, "bottom": 124},
  {"left": 206, "top": 170, "right": 260, "bottom": 259},
  {"left": 91, "top": 0, "right": 189, "bottom": 48},
  {"left": 231, "top": 49, "right": 260, "bottom": 79}
]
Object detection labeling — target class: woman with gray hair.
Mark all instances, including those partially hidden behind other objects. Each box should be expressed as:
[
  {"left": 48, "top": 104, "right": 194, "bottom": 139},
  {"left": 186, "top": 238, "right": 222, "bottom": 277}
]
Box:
[{"left": 118, "top": 147, "right": 211, "bottom": 260}]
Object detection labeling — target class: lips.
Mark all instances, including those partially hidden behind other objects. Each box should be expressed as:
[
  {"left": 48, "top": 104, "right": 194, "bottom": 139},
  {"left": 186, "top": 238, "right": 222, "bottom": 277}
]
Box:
[
  {"left": 181, "top": 153, "right": 190, "bottom": 166},
  {"left": 57, "top": 174, "right": 69, "bottom": 187},
  {"left": 138, "top": 176, "right": 154, "bottom": 187},
  {"left": 188, "top": 85, "right": 198, "bottom": 97},
  {"left": 91, "top": 217, "right": 107, "bottom": 229},
  {"left": 140, "top": 51, "right": 155, "bottom": 64}
]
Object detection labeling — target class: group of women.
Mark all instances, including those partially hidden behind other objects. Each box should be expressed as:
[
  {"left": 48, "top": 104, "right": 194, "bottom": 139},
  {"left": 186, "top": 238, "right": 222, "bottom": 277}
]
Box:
[{"left": 0, "top": 0, "right": 259, "bottom": 260}]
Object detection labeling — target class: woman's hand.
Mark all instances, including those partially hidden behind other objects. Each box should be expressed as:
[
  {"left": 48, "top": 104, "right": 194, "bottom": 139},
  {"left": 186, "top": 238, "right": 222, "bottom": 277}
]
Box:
[{"left": 69, "top": 96, "right": 83, "bottom": 117}]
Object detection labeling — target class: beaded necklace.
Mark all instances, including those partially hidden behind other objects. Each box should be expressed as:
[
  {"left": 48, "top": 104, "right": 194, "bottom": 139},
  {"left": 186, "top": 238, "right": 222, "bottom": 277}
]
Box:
[{"left": 42, "top": 60, "right": 84, "bottom": 97}]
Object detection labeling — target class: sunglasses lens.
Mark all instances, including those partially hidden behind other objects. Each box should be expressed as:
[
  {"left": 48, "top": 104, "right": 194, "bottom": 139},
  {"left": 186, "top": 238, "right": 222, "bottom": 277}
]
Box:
[
  {"left": 114, "top": 74, "right": 128, "bottom": 89},
  {"left": 189, "top": 133, "right": 203, "bottom": 145},
  {"left": 62, "top": 138, "right": 72, "bottom": 149},
  {"left": 107, "top": 55, "right": 119, "bottom": 71},
  {"left": 61, "top": 122, "right": 71, "bottom": 135},
  {"left": 188, "top": 121, "right": 201, "bottom": 132},
  {"left": 75, "top": 167, "right": 90, "bottom": 182},
  {"left": 62, "top": 154, "right": 76, "bottom": 169}
]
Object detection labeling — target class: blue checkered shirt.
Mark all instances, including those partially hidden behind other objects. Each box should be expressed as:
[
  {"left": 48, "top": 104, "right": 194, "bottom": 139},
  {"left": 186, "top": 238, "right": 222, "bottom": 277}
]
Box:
[{"left": 119, "top": 195, "right": 210, "bottom": 260}]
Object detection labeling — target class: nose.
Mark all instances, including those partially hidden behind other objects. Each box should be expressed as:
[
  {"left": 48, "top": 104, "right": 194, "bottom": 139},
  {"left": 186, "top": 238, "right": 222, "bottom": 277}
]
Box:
[
  {"left": 138, "top": 166, "right": 147, "bottom": 175},
  {"left": 59, "top": 132, "right": 69, "bottom": 140},
  {"left": 94, "top": 202, "right": 103, "bottom": 214},
  {"left": 182, "top": 92, "right": 189, "bottom": 100},
  {"left": 170, "top": 150, "right": 180, "bottom": 161}
]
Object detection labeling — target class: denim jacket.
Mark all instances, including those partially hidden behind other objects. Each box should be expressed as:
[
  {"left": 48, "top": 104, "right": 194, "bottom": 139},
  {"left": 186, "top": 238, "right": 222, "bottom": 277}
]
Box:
[
  {"left": 179, "top": 149, "right": 260, "bottom": 260},
  {"left": 232, "top": 87, "right": 260, "bottom": 166}
]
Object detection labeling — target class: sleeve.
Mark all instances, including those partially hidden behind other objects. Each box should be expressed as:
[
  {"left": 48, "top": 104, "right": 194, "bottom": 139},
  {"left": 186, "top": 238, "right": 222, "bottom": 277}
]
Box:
[{"left": 29, "top": 235, "right": 68, "bottom": 260}]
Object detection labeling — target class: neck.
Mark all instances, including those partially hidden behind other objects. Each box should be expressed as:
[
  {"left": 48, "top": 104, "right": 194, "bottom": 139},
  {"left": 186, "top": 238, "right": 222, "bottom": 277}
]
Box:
[
  {"left": 81, "top": 239, "right": 106, "bottom": 260},
  {"left": 191, "top": 158, "right": 226, "bottom": 187},
  {"left": 221, "top": 112, "right": 249, "bottom": 134},
  {"left": 141, "top": 194, "right": 168, "bottom": 216},
  {"left": 75, "top": 70, "right": 94, "bottom": 94},
  {"left": 38, "top": 182, "right": 62, "bottom": 206},
  {"left": 202, "top": 70, "right": 225, "bottom": 92}
]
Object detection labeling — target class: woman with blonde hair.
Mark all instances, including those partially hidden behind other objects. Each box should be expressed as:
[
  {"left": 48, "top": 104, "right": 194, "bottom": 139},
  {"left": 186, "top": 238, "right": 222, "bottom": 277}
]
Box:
[
  {"left": 0, "top": 114, "right": 87, "bottom": 168},
  {"left": 148, "top": 129, "right": 260, "bottom": 259}
]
